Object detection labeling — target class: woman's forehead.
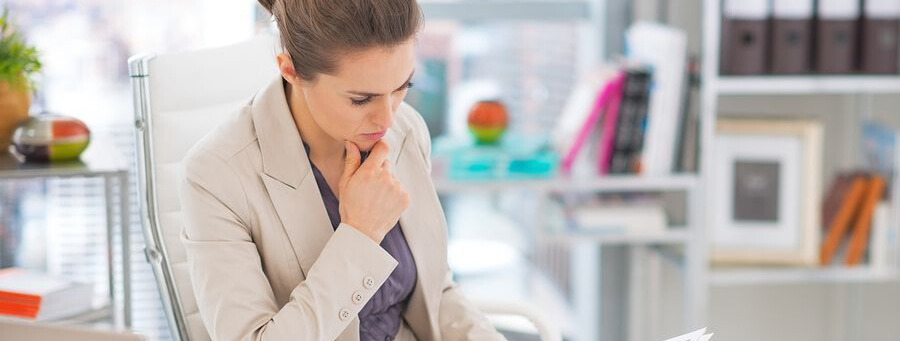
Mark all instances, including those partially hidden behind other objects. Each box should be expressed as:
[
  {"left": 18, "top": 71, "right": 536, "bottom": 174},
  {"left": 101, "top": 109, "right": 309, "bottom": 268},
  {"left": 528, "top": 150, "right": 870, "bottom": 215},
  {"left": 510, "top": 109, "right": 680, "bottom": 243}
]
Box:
[{"left": 328, "top": 41, "right": 416, "bottom": 93}]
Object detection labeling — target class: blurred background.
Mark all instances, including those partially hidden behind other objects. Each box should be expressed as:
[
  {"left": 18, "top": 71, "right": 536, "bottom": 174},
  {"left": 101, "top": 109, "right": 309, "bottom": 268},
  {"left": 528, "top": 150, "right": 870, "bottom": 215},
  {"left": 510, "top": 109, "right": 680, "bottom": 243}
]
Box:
[{"left": 1, "top": 0, "right": 899, "bottom": 340}]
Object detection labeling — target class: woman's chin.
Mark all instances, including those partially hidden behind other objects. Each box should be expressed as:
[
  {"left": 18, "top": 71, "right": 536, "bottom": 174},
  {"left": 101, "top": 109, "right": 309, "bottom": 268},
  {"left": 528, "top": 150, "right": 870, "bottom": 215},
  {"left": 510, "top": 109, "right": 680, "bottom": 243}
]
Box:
[{"left": 354, "top": 139, "right": 378, "bottom": 152}]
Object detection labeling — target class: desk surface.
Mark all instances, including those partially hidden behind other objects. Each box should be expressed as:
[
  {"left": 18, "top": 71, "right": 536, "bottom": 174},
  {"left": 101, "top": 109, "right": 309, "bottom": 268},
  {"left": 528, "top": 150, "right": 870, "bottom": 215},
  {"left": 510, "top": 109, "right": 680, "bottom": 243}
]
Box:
[{"left": 0, "top": 140, "right": 128, "bottom": 179}]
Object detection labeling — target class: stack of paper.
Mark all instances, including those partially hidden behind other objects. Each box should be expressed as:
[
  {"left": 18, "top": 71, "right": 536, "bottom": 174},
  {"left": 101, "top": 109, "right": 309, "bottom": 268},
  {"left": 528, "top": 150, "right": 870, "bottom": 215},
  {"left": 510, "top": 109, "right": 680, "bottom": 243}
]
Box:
[
  {"left": 663, "top": 327, "right": 714, "bottom": 341},
  {"left": 0, "top": 268, "right": 94, "bottom": 321}
]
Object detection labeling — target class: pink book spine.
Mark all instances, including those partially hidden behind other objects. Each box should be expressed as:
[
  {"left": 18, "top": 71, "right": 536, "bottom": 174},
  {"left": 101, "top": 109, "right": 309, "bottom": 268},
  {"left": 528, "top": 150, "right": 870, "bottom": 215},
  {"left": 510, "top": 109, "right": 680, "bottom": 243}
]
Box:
[
  {"left": 561, "top": 78, "right": 618, "bottom": 174},
  {"left": 597, "top": 74, "right": 626, "bottom": 175}
]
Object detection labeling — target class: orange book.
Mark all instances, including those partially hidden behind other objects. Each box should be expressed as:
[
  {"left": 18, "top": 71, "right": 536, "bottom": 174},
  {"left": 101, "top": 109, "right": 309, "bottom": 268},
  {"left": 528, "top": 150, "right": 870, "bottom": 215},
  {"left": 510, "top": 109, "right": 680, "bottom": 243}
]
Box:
[
  {"left": 820, "top": 175, "right": 868, "bottom": 265},
  {"left": 0, "top": 268, "right": 93, "bottom": 321},
  {"left": 845, "top": 175, "right": 888, "bottom": 266}
]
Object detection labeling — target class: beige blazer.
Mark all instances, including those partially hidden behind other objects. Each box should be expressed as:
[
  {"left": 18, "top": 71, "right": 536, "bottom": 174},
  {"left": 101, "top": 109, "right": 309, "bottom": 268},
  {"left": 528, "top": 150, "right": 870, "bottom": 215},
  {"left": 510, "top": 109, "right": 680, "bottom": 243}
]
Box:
[{"left": 178, "top": 76, "right": 506, "bottom": 341}]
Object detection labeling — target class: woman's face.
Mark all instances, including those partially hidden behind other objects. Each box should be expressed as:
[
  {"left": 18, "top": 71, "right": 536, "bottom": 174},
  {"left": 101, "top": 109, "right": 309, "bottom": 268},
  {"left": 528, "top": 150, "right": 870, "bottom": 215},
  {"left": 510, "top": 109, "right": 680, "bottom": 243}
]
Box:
[{"left": 296, "top": 40, "right": 416, "bottom": 152}]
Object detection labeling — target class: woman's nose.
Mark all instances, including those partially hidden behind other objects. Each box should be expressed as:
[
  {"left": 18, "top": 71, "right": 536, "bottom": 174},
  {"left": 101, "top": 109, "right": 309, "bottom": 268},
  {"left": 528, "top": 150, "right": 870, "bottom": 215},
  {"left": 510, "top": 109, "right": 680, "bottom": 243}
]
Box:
[{"left": 371, "top": 98, "right": 394, "bottom": 127}]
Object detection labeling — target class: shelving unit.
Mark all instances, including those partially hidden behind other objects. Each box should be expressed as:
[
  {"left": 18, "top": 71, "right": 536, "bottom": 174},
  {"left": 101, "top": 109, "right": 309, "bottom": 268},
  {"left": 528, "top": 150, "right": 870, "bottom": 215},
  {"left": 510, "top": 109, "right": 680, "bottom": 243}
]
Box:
[
  {"left": 710, "top": 267, "right": 900, "bottom": 286},
  {"left": 0, "top": 141, "right": 133, "bottom": 329},
  {"left": 432, "top": 174, "right": 698, "bottom": 193},
  {"left": 422, "top": 2, "right": 706, "bottom": 340},
  {"left": 701, "top": 0, "right": 900, "bottom": 338},
  {"left": 540, "top": 229, "right": 691, "bottom": 245},
  {"left": 434, "top": 172, "right": 705, "bottom": 341},
  {"left": 716, "top": 76, "right": 900, "bottom": 95}
]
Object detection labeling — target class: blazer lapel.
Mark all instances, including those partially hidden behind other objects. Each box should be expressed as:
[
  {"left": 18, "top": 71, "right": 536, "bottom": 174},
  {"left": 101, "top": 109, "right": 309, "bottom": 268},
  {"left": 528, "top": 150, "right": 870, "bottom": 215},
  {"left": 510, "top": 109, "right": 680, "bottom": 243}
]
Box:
[
  {"left": 253, "top": 76, "right": 334, "bottom": 277},
  {"left": 395, "top": 133, "right": 444, "bottom": 341}
]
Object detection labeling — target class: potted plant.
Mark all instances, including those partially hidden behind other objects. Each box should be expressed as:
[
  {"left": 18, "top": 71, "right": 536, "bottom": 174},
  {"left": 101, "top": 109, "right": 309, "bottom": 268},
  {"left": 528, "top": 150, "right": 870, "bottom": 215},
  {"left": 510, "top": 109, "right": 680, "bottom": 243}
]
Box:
[{"left": 0, "top": 7, "right": 41, "bottom": 153}]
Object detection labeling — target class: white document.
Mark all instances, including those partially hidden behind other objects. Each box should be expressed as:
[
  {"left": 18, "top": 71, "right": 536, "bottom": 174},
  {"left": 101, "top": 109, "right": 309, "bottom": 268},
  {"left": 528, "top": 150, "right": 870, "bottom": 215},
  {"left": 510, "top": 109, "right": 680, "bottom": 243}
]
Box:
[{"left": 662, "top": 327, "right": 714, "bottom": 341}]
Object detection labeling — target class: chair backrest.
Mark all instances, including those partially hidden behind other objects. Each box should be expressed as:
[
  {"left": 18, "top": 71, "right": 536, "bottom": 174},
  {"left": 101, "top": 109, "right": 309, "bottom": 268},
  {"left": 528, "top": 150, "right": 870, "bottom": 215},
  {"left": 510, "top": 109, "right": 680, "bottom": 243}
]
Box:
[{"left": 129, "top": 36, "right": 279, "bottom": 341}]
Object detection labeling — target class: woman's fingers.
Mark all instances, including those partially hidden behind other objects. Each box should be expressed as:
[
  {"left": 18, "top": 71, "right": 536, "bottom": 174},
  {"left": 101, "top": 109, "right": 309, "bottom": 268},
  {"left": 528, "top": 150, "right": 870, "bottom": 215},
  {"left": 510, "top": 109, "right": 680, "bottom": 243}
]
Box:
[{"left": 361, "top": 140, "right": 389, "bottom": 172}]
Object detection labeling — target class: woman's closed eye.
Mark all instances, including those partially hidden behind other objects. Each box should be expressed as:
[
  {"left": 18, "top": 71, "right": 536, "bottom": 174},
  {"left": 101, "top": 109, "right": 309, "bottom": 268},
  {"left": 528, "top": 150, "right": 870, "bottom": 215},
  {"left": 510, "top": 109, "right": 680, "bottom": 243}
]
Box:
[{"left": 350, "top": 81, "right": 414, "bottom": 107}]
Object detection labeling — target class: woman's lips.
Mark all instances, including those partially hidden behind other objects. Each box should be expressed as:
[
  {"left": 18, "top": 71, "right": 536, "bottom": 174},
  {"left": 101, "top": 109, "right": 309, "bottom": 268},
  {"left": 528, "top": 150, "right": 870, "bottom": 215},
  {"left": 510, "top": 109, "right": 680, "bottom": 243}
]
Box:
[{"left": 360, "top": 131, "right": 386, "bottom": 140}]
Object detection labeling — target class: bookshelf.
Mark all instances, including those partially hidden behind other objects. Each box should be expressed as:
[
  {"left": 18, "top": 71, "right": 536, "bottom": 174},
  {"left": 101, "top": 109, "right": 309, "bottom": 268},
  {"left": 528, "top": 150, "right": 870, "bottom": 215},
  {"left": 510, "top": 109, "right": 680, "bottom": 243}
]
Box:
[
  {"left": 701, "top": 0, "right": 900, "bottom": 337},
  {"left": 716, "top": 76, "right": 900, "bottom": 95},
  {"left": 710, "top": 266, "right": 900, "bottom": 286},
  {"left": 432, "top": 174, "right": 699, "bottom": 193},
  {"left": 540, "top": 229, "right": 691, "bottom": 245}
]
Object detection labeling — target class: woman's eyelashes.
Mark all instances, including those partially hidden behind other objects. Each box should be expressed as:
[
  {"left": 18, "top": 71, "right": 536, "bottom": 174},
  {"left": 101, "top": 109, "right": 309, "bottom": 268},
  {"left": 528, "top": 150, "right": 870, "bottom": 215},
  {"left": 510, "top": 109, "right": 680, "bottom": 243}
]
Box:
[
  {"left": 350, "top": 96, "right": 373, "bottom": 106},
  {"left": 349, "top": 82, "right": 414, "bottom": 107}
]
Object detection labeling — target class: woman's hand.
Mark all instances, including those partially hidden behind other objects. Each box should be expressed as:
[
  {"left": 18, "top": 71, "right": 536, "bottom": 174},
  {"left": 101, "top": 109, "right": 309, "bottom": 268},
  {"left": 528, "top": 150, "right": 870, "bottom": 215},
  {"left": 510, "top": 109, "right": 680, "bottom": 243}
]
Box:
[{"left": 338, "top": 140, "right": 409, "bottom": 243}]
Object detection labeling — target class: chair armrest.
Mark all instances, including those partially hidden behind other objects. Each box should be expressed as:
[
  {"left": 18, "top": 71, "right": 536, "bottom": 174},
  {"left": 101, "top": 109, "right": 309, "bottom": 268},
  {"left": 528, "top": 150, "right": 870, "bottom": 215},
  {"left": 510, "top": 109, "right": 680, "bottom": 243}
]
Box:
[{"left": 474, "top": 300, "right": 562, "bottom": 341}]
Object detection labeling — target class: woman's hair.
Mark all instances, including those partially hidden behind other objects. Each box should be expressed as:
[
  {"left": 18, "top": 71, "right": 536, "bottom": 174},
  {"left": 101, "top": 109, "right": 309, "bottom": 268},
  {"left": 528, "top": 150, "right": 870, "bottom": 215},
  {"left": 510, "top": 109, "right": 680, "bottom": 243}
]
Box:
[{"left": 258, "top": 0, "right": 422, "bottom": 81}]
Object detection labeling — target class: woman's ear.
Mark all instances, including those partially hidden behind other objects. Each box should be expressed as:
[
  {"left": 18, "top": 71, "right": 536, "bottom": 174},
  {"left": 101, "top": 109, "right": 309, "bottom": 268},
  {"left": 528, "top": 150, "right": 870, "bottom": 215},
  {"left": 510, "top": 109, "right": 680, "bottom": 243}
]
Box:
[{"left": 276, "top": 53, "right": 303, "bottom": 86}]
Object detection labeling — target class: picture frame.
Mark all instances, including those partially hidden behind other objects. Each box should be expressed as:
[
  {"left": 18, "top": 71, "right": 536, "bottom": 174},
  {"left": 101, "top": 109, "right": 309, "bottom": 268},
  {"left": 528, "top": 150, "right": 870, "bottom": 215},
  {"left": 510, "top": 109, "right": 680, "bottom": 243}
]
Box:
[{"left": 711, "top": 118, "right": 823, "bottom": 266}]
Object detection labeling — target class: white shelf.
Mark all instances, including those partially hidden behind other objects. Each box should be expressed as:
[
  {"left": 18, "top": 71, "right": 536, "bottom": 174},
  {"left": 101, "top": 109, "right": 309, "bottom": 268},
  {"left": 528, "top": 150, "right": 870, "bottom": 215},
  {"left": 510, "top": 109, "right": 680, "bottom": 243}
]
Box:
[
  {"left": 420, "top": 0, "right": 591, "bottom": 21},
  {"left": 542, "top": 229, "right": 690, "bottom": 245},
  {"left": 432, "top": 174, "right": 699, "bottom": 193},
  {"left": 716, "top": 76, "right": 900, "bottom": 95},
  {"left": 710, "top": 266, "right": 900, "bottom": 286},
  {"left": 0, "top": 305, "right": 114, "bottom": 326}
]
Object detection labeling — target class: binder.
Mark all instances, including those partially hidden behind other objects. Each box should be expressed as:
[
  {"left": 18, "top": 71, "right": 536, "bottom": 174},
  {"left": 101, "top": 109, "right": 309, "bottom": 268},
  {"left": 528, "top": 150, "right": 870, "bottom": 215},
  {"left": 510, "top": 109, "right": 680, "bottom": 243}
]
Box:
[
  {"left": 815, "top": 0, "right": 860, "bottom": 74},
  {"left": 770, "top": 0, "right": 814, "bottom": 74},
  {"left": 861, "top": 0, "right": 900, "bottom": 74},
  {"left": 721, "top": 0, "right": 770, "bottom": 75}
]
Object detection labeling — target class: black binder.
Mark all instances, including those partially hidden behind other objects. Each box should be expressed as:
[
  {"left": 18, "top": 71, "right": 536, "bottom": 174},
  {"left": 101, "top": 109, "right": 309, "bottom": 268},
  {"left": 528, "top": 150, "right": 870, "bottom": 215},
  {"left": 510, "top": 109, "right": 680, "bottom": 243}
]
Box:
[
  {"left": 861, "top": 0, "right": 899, "bottom": 74},
  {"left": 770, "top": 0, "right": 814, "bottom": 74},
  {"left": 721, "top": 0, "right": 770, "bottom": 75},
  {"left": 815, "top": 0, "right": 860, "bottom": 74}
]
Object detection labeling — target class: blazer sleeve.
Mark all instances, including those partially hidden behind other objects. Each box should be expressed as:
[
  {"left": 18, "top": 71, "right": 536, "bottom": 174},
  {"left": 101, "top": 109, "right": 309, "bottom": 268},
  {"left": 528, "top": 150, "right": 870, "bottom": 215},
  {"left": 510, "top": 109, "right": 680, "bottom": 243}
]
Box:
[
  {"left": 408, "top": 108, "right": 508, "bottom": 341},
  {"left": 179, "top": 147, "right": 398, "bottom": 341}
]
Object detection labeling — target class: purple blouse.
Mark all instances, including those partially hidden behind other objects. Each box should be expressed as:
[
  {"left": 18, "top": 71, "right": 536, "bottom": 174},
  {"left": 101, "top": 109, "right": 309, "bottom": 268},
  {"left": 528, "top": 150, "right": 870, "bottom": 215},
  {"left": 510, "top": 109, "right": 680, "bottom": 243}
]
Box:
[{"left": 303, "top": 143, "right": 418, "bottom": 341}]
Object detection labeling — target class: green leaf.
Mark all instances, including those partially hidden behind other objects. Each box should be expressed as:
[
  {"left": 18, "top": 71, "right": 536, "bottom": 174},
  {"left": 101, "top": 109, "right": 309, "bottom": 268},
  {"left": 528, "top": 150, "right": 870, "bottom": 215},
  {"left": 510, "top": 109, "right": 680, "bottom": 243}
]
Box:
[{"left": 0, "top": 6, "right": 42, "bottom": 91}]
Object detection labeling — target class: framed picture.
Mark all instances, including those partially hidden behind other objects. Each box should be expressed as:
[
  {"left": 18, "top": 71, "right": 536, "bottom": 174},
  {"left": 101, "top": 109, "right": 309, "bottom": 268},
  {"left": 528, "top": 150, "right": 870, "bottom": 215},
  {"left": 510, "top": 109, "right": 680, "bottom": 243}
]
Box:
[{"left": 711, "top": 118, "right": 823, "bottom": 266}]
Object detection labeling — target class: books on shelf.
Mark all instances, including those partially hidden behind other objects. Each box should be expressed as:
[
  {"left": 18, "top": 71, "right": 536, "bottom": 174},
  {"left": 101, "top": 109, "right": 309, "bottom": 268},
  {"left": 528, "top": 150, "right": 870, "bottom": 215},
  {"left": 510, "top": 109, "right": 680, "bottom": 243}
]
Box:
[
  {"left": 552, "top": 22, "right": 694, "bottom": 178},
  {"left": 626, "top": 23, "right": 688, "bottom": 176},
  {"left": 869, "top": 203, "right": 894, "bottom": 269},
  {"left": 566, "top": 205, "right": 667, "bottom": 235},
  {"left": 818, "top": 123, "right": 900, "bottom": 268},
  {"left": 820, "top": 173, "right": 889, "bottom": 266},
  {"left": 0, "top": 268, "right": 94, "bottom": 321}
]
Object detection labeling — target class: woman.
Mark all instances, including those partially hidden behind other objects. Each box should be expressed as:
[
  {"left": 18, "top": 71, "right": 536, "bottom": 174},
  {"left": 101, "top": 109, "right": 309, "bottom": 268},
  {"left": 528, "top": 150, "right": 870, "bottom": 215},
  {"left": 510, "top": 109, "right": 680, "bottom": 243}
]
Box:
[{"left": 178, "top": 0, "right": 507, "bottom": 340}]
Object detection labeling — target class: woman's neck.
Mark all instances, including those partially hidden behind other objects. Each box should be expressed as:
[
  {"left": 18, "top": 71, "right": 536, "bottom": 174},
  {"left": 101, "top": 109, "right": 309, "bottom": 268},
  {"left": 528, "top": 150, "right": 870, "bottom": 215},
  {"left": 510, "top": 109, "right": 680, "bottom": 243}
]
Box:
[{"left": 283, "top": 80, "right": 345, "bottom": 165}]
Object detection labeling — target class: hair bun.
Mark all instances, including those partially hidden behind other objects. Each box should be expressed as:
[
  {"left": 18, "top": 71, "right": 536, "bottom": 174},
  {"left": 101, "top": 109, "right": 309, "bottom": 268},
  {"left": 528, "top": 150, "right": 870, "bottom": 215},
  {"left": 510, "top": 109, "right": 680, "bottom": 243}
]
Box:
[{"left": 258, "top": 0, "right": 276, "bottom": 14}]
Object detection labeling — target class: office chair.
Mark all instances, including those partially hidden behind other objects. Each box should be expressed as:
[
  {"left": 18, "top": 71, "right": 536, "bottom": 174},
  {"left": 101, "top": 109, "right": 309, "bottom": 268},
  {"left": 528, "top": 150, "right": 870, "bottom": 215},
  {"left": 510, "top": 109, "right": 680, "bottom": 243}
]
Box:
[{"left": 129, "top": 35, "right": 561, "bottom": 341}]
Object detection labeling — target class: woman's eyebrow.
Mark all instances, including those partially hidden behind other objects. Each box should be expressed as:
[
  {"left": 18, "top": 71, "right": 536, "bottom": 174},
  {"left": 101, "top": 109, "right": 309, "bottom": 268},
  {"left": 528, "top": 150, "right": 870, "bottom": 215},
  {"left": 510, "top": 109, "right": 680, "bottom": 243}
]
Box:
[{"left": 347, "top": 70, "right": 416, "bottom": 97}]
